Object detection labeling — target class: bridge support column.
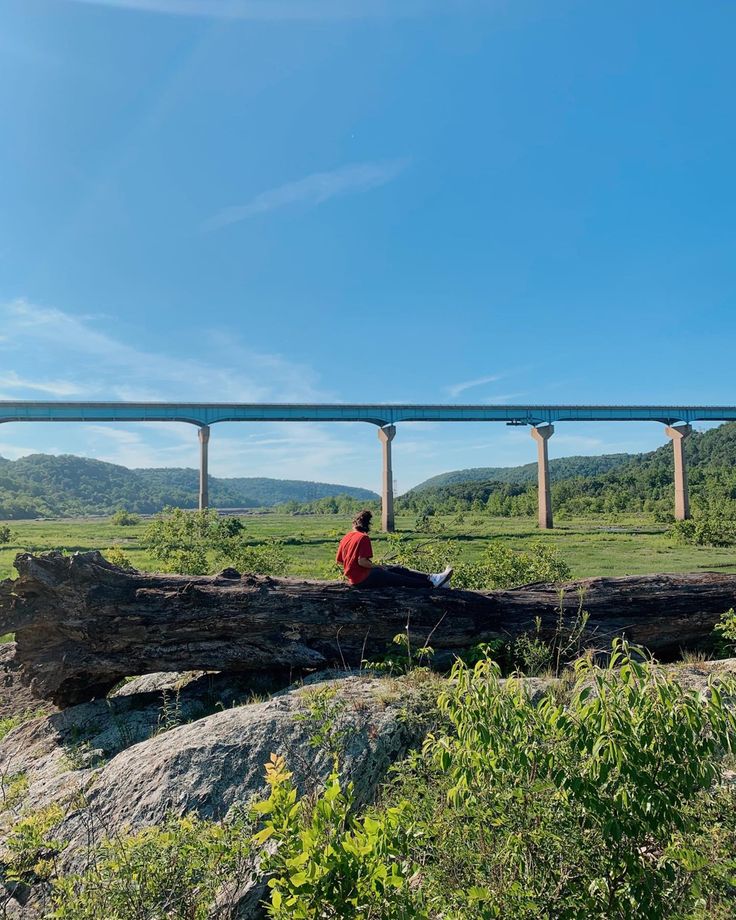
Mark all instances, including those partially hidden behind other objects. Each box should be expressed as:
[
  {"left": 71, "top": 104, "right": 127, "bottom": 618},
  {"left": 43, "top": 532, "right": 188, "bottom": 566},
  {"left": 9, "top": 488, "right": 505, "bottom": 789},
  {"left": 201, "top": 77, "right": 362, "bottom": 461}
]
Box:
[
  {"left": 531, "top": 424, "right": 554, "bottom": 530},
  {"left": 198, "top": 425, "right": 210, "bottom": 511},
  {"left": 665, "top": 424, "right": 692, "bottom": 520},
  {"left": 378, "top": 425, "right": 396, "bottom": 533}
]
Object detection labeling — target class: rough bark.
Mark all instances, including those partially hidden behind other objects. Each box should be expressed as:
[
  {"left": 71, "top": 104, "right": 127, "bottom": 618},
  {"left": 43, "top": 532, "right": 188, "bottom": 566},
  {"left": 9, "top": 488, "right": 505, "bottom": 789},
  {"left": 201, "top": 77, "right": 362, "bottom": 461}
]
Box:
[{"left": 1, "top": 551, "right": 735, "bottom": 707}]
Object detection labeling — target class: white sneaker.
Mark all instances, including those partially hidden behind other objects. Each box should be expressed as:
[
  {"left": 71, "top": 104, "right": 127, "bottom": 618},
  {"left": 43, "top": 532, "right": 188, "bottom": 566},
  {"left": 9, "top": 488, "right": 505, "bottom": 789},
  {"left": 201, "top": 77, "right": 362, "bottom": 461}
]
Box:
[{"left": 429, "top": 566, "right": 453, "bottom": 588}]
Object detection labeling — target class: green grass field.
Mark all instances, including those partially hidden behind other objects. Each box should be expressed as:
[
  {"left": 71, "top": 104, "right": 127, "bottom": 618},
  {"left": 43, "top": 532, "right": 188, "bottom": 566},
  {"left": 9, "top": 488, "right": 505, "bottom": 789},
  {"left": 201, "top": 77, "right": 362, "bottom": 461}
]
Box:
[{"left": 1, "top": 512, "right": 735, "bottom": 581}]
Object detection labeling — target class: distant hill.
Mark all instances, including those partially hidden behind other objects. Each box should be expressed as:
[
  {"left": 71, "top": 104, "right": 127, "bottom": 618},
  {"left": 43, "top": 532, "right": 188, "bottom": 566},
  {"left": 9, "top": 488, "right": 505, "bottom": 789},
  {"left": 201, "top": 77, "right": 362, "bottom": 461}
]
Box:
[
  {"left": 412, "top": 454, "right": 635, "bottom": 491},
  {"left": 0, "top": 454, "right": 377, "bottom": 519},
  {"left": 400, "top": 423, "right": 736, "bottom": 518}
]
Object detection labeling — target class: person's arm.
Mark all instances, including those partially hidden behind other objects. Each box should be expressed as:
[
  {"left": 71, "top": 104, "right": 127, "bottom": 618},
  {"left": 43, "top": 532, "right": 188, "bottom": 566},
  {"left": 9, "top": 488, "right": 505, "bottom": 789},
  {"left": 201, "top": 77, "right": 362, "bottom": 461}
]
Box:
[{"left": 357, "top": 534, "right": 374, "bottom": 569}]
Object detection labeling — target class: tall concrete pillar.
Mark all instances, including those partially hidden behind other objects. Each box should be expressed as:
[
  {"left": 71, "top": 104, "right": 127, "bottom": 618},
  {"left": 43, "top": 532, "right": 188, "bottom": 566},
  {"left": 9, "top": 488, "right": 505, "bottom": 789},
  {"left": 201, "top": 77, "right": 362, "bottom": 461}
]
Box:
[
  {"left": 531, "top": 424, "right": 554, "bottom": 530},
  {"left": 377, "top": 425, "right": 396, "bottom": 533},
  {"left": 198, "top": 425, "right": 210, "bottom": 511},
  {"left": 665, "top": 424, "right": 692, "bottom": 520}
]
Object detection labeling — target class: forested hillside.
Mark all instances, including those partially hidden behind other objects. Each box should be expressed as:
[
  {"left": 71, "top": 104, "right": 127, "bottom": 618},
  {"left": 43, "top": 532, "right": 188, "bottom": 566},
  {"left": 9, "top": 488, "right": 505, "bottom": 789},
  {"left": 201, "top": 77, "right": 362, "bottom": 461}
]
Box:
[
  {"left": 400, "top": 422, "right": 736, "bottom": 518},
  {"left": 414, "top": 453, "right": 635, "bottom": 489},
  {"left": 0, "top": 454, "right": 377, "bottom": 519}
]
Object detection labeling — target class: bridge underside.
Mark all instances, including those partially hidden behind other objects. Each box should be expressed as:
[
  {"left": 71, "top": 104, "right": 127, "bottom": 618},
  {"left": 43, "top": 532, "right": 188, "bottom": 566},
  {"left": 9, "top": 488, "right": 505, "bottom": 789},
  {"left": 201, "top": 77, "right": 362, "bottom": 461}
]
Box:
[{"left": 1, "top": 402, "right": 732, "bottom": 530}]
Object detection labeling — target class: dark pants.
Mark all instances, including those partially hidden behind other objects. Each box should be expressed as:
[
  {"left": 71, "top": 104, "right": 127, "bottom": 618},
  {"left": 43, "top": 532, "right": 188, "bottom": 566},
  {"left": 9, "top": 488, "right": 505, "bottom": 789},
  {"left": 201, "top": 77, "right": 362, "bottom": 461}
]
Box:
[{"left": 355, "top": 565, "right": 431, "bottom": 589}]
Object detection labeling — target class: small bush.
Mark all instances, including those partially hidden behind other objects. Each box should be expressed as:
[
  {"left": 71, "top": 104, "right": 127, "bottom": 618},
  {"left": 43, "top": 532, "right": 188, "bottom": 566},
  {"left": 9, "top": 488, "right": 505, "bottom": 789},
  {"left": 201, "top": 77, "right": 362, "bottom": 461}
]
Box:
[
  {"left": 453, "top": 540, "right": 571, "bottom": 591},
  {"left": 226, "top": 542, "right": 289, "bottom": 577},
  {"left": 110, "top": 509, "right": 140, "bottom": 527},
  {"left": 0, "top": 524, "right": 13, "bottom": 544},
  {"left": 143, "top": 508, "right": 217, "bottom": 575},
  {"left": 668, "top": 517, "right": 736, "bottom": 547},
  {"left": 714, "top": 608, "right": 736, "bottom": 655},
  {"left": 102, "top": 546, "right": 135, "bottom": 570},
  {"left": 252, "top": 754, "right": 422, "bottom": 919},
  {"left": 417, "top": 641, "right": 736, "bottom": 917},
  {"left": 51, "top": 814, "right": 251, "bottom": 919},
  {"left": 5, "top": 804, "right": 67, "bottom": 885},
  {"left": 143, "top": 508, "right": 288, "bottom": 576},
  {"left": 381, "top": 536, "right": 570, "bottom": 591}
]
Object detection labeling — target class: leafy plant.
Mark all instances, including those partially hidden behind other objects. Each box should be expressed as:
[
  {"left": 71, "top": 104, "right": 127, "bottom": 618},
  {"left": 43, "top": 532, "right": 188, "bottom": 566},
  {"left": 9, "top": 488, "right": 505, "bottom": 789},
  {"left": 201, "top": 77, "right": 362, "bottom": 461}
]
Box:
[
  {"left": 102, "top": 546, "right": 135, "bottom": 570},
  {"left": 364, "top": 632, "right": 435, "bottom": 676},
  {"left": 421, "top": 641, "right": 736, "bottom": 918},
  {"left": 110, "top": 509, "right": 140, "bottom": 527},
  {"left": 668, "top": 517, "right": 736, "bottom": 547},
  {"left": 380, "top": 535, "right": 570, "bottom": 591},
  {"left": 156, "top": 687, "right": 184, "bottom": 735},
  {"left": 512, "top": 617, "right": 553, "bottom": 676},
  {"left": 144, "top": 507, "right": 216, "bottom": 574},
  {"left": 461, "top": 540, "right": 571, "bottom": 590},
  {"left": 225, "top": 541, "right": 289, "bottom": 577},
  {"left": 51, "top": 814, "right": 251, "bottom": 919},
  {"left": 5, "top": 804, "right": 67, "bottom": 884},
  {"left": 714, "top": 608, "right": 736, "bottom": 655},
  {"left": 144, "top": 507, "right": 289, "bottom": 575},
  {"left": 252, "top": 754, "right": 423, "bottom": 919}
]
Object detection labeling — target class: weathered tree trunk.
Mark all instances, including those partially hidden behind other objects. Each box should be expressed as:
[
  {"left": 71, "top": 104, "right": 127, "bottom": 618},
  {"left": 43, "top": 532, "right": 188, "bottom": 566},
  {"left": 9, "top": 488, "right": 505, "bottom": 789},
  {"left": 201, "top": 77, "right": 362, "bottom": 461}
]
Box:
[{"left": 1, "top": 551, "right": 735, "bottom": 707}]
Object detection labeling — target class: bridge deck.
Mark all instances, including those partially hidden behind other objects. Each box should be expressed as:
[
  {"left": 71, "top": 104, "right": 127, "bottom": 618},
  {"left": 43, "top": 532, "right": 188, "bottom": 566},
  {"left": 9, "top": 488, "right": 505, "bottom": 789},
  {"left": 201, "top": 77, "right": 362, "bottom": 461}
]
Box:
[{"left": 0, "top": 402, "right": 734, "bottom": 427}]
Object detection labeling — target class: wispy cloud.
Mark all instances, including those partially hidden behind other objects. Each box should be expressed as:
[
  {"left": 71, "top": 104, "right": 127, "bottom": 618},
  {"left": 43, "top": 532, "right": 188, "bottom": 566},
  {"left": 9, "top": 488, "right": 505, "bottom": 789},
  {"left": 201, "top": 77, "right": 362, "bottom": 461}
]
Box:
[
  {"left": 482, "top": 393, "right": 525, "bottom": 404},
  {"left": 1, "top": 300, "right": 325, "bottom": 404},
  {"left": 203, "top": 159, "right": 409, "bottom": 231},
  {"left": 445, "top": 374, "right": 503, "bottom": 399},
  {"left": 0, "top": 371, "right": 83, "bottom": 398},
  {"left": 64, "top": 0, "right": 442, "bottom": 21},
  {"left": 0, "top": 299, "right": 383, "bottom": 482}
]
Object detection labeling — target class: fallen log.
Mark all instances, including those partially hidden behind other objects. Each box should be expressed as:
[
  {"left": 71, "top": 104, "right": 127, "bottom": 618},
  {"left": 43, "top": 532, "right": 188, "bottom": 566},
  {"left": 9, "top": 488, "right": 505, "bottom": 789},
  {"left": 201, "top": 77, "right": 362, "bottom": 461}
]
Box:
[{"left": 1, "top": 551, "right": 735, "bottom": 707}]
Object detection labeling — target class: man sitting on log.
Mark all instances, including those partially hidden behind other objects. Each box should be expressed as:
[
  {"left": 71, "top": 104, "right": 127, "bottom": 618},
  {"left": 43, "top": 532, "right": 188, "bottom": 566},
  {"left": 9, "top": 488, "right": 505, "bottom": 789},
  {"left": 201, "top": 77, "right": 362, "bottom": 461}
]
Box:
[{"left": 336, "top": 509, "right": 453, "bottom": 589}]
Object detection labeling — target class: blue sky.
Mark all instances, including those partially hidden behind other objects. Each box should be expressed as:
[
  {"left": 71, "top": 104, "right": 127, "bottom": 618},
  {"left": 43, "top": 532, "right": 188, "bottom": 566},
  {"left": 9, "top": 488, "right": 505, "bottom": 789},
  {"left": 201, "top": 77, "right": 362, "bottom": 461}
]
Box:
[{"left": 1, "top": 0, "right": 734, "bottom": 492}]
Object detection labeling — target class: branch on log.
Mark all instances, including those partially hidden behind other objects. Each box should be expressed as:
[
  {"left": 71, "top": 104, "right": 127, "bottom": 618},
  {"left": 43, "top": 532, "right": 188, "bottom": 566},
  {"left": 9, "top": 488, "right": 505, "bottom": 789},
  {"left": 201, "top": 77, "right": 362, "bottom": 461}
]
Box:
[{"left": 1, "top": 551, "right": 735, "bottom": 707}]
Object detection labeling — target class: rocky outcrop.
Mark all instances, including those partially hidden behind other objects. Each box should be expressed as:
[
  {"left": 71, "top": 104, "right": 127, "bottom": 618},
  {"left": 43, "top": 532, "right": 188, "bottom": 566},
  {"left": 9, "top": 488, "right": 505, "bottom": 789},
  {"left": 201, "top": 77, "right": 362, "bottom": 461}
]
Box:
[
  {"left": 0, "top": 643, "right": 55, "bottom": 723},
  {"left": 0, "top": 669, "right": 438, "bottom": 918},
  {"left": 3, "top": 646, "right": 736, "bottom": 919},
  {"left": 4, "top": 551, "right": 736, "bottom": 707}
]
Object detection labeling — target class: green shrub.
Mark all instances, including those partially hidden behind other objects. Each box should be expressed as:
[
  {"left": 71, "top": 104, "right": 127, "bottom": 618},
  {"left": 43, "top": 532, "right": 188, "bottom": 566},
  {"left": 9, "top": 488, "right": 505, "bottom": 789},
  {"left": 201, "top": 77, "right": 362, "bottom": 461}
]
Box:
[
  {"left": 143, "top": 508, "right": 288, "bottom": 576},
  {"left": 253, "top": 754, "right": 422, "bottom": 919},
  {"left": 144, "top": 507, "right": 216, "bottom": 574},
  {"left": 110, "top": 509, "right": 140, "bottom": 527},
  {"left": 363, "top": 632, "right": 435, "bottom": 676},
  {"left": 466, "top": 540, "right": 570, "bottom": 589},
  {"left": 668, "top": 517, "right": 736, "bottom": 547},
  {"left": 102, "top": 546, "right": 135, "bottom": 570},
  {"left": 0, "top": 524, "right": 13, "bottom": 544},
  {"left": 51, "top": 814, "right": 251, "bottom": 919},
  {"left": 250, "top": 645, "right": 736, "bottom": 919},
  {"left": 714, "top": 608, "right": 736, "bottom": 655},
  {"left": 5, "top": 803, "right": 67, "bottom": 885},
  {"left": 416, "top": 641, "right": 736, "bottom": 917},
  {"left": 381, "top": 536, "right": 570, "bottom": 591},
  {"left": 226, "top": 541, "right": 289, "bottom": 577}
]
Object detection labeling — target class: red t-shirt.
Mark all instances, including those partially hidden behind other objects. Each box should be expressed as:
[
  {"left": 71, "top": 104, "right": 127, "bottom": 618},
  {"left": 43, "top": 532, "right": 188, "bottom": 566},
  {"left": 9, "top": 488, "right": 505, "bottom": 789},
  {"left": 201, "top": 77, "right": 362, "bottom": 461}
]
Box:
[{"left": 336, "top": 531, "right": 372, "bottom": 585}]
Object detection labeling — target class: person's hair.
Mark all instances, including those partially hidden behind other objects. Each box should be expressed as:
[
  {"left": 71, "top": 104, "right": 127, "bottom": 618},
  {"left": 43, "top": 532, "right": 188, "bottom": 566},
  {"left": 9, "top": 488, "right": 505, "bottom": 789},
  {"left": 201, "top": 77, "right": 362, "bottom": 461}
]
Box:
[{"left": 352, "top": 509, "right": 373, "bottom": 533}]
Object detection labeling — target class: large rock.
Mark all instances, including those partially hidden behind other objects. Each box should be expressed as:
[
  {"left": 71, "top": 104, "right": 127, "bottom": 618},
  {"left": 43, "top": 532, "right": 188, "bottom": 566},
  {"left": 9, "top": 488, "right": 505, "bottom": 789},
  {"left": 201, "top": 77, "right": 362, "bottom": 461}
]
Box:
[
  {"left": 0, "top": 670, "right": 438, "bottom": 918},
  {"left": 0, "top": 643, "right": 55, "bottom": 723}
]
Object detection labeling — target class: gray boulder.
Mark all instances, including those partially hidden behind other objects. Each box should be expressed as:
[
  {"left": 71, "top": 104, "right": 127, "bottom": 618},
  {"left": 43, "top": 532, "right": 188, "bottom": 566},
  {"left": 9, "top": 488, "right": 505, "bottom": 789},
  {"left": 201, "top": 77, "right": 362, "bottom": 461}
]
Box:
[{"left": 0, "top": 670, "right": 438, "bottom": 918}]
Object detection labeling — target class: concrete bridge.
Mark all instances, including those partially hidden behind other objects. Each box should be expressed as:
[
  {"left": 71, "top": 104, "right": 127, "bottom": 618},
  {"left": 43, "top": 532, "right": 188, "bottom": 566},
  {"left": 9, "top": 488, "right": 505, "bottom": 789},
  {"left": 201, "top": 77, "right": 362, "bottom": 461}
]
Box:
[{"left": 2, "top": 401, "right": 734, "bottom": 530}]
